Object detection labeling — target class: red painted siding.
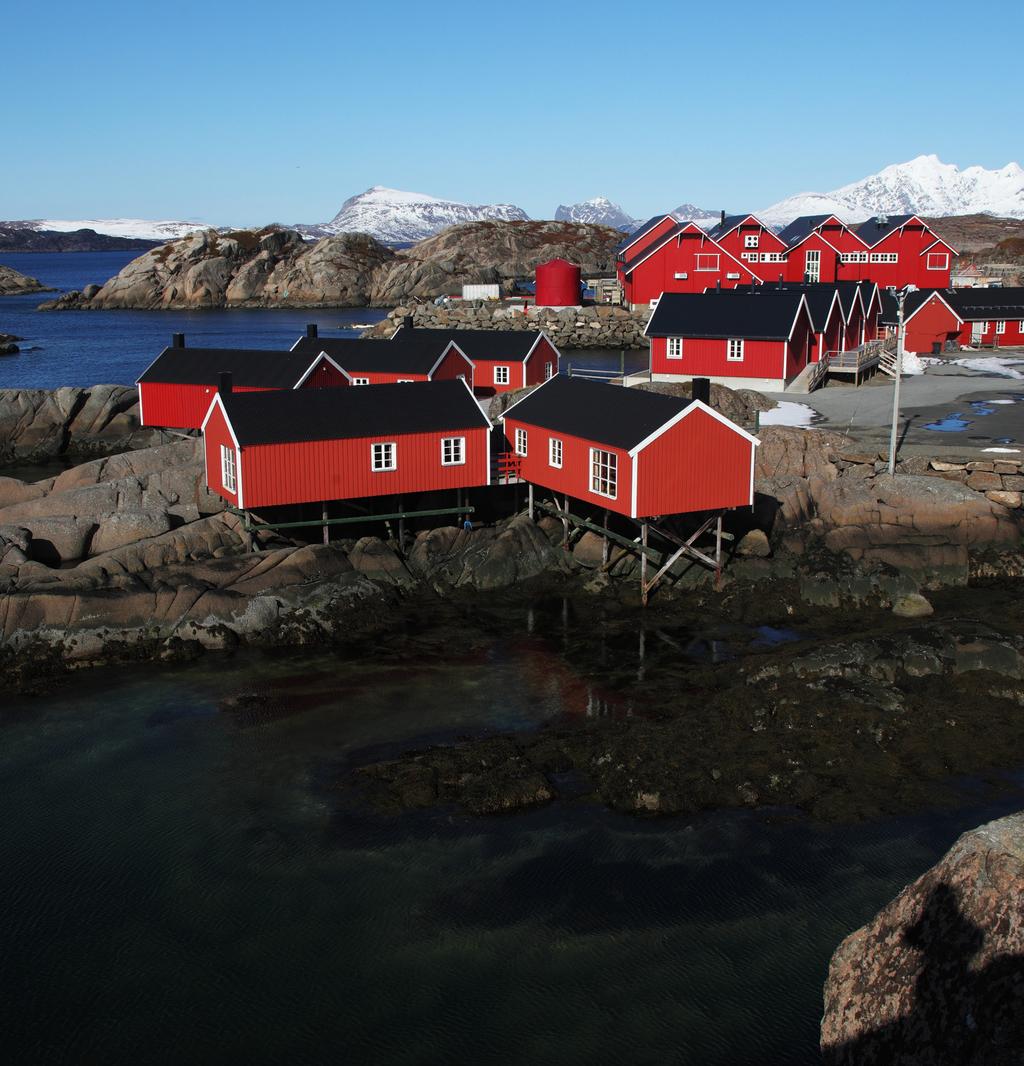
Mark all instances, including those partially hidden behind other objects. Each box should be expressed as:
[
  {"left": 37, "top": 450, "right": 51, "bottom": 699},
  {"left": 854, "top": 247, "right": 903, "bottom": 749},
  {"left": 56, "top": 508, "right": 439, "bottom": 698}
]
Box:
[
  {"left": 634, "top": 407, "right": 754, "bottom": 516},
  {"left": 431, "top": 347, "right": 475, "bottom": 385},
  {"left": 350, "top": 372, "right": 430, "bottom": 385},
  {"left": 503, "top": 418, "right": 634, "bottom": 519},
  {"left": 905, "top": 297, "right": 961, "bottom": 354},
  {"left": 202, "top": 402, "right": 240, "bottom": 508},
  {"left": 524, "top": 337, "right": 559, "bottom": 387},
  {"left": 715, "top": 219, "right": 787, "bottom": 273},
  {"left": 955, "top": 317, "right": 1024, "bottom": 348},
  {"left": 651, "top": 335, "right": 789, "bottom": 382},
  {"left": 619, "top": 216, "right": 678, "bottom": 260},
  {"left": 783, "top": 233, "right": 841, "bottom": 284},
  {"left": 298, "top": 362, "right": 350, "bottom": 388},
  {"left": 237, "top": 427, "right": 490, "bottom": 508},
  {"left": 140, "top": 382, "right": 274, "bottom": 430},
  {"left": 787, "top": 310, "right": 813, "bottom": 378},
  {"left": 474, "top": 359, "right": 526, "bottom": 395}
]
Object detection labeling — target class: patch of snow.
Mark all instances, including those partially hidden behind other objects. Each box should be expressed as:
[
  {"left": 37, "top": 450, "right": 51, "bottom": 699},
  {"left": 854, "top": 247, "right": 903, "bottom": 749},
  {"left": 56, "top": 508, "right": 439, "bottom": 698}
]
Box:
[
  {"left": 900, "top": 352, "right": 928, "bottom": 375},
  {"left": 759, "top": 154, "right": 1024, "bottom": 227},
  {"left": 982, "top": 447, "right": 1021, "bottom": 453},
  {"left": 759, "top": 401, "right": 818, "bottom": 427},
  {"left": 951, "top": 357, "right": 1024, "bottom": 379},
  {"left": 555, "top": 197, "right": 635, "bottom": 230},
  {"left": 29, "top": 217, "right": 209, "bottom": 240}
]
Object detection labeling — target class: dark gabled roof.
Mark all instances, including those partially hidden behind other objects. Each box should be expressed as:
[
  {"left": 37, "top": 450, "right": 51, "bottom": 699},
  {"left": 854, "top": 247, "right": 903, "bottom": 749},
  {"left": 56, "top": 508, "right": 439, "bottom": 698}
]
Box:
[
  {"left": 290, "top": 335, "right": 459, "bottom": 374},
  {"left": 706, "top": 213, "right": 752, "bottom": 240},
  {"left": 138, "top": 347, "right": 313, "bottom": 387},
  {"left": 646, "top": 291, "right": 806, "bottom": 340},
  {"left": 776, "top": 215, "right": 835, "bottom": 247},
  {"left": 731, "top": 283, "right": 840, "bottom": 332},
  {"left": 220, "top": 379, "right": 489, "bottom": 446},
  {"left": 620, "top": 220, "right": 702, "bottom": 272},
  {"left": 616, "top": 213, "right": 677, "bottom": 253},
  {"left": 947, "top": 286, "right": 1024, "bottom": 319},
  {"left": 502, "top": 374, "right": 693, "bottom": 451},
  {"left": 854, "top": 214, "right": 922, "bottom": 247},
  {"left": 389, "top": 326, "right": 544, "bottom": 360},
  {"left": 878, "top": 288, "right": 946, "bottom": 325}
]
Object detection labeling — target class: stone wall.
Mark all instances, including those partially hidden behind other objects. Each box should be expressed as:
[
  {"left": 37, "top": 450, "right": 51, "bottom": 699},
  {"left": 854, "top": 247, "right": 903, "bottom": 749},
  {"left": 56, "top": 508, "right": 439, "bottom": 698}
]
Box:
[{"left": 363, "top": 301, "right": 652, "bottom": 350}]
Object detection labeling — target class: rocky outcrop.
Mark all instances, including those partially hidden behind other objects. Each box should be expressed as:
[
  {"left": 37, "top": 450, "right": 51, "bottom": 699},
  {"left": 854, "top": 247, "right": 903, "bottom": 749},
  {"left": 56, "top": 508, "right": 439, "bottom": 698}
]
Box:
[
  {"left": 0, "top": 333, "right": 20, "bottom": 356},
  {"left": 38, "top": 221, "right": 623, "bottom": 311},
  {"left": 0, "top": 385, "right": 159, "bottom": 462},
  {"left": 821, "top": 812, "right": 1024, "bottom": 1064},
  {"left": 0, "top": 264, "right": 49, "bottom": 295}
]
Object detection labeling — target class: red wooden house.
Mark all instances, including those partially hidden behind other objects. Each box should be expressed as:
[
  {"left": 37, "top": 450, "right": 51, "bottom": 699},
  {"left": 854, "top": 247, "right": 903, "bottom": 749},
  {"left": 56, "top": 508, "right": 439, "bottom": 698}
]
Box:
[
  {"left": 616, "top": 213, "right": 683, "bottom": 262},
  {"left": 202, "top": 378, "right": 492, "bottom": 510},
  {"left": 616, "top": 221, "right": 762, "bottom": 309},
  {"left": 289, "top": 335, "right": 475, "bottom": 387},
  {"left": 854, "top": 215, "right": 956, "bottom": 288},
  {"left": 777, "top": 215, "right": 870, "bottom": 284},
  {"left": 644, "top": 290, "right": 814, "bottom": 390},
  {"left": 707, "top": 213, "right": 789, "bottom": 275},
  {"left": 388, "top": 326, "right": 560, "bottom": 396},
  {"left": 137, "top": 337, "right": 347, "bottom": 430},
  {"left": 500, "top": 375, "right": 759, "bottom": 520},
  {"left": 732, "top": 283, "right": 845, "bottom": 363},
  {"left": 893, "top": 287, "right": 1024, "bottom": 353}
]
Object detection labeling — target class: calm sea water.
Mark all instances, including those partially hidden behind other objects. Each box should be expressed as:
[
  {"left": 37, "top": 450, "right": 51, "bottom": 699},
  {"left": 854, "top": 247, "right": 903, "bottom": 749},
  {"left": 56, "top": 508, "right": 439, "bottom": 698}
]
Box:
[
  {"left": 2, "top": 601, "right": 1022, "bottom": 1065},
  {"left": 0, "top": 252, "right": 646, "bottom": 390}
]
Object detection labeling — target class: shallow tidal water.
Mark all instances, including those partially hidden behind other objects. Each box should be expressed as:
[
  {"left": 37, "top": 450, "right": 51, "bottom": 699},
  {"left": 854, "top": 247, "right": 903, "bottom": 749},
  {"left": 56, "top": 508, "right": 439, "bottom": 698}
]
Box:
[{"left": 4, "top": 602, "right": 1024, "bottom": 1065}]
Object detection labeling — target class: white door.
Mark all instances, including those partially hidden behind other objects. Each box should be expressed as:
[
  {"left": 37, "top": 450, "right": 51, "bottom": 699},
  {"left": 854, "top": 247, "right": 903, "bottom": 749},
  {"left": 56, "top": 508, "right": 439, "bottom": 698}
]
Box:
[
  {"left": 805, "top": 250, "right": 820, "bottom": 283},
  {"left": 971, "top": 322, "right": 984, "bottom": 344}
]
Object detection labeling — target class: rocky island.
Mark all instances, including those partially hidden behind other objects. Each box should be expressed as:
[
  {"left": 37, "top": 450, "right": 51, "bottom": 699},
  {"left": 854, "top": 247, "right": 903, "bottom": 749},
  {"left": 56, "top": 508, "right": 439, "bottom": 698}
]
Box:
[
  {"left": 0, "top": 263, "right": 50, "bottom": 295},
  {"left": 37, "top": 220, "right": 622, "bottom": 311}
]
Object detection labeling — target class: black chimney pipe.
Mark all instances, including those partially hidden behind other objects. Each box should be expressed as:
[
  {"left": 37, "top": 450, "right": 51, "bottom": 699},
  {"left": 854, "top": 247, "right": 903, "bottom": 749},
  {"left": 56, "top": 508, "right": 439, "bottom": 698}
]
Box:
[
  {"left": 716, "top": 279, "right": 721, "bottom": 291},
  {"left": 691, "top": 377, "right": 711, "bottom": 406},
  {"left": 172, "top": 332, "right": 185, "bottom": 348},
  {"left": 720, "top": 209, "right": 726, "bottom": 229},
  {"left": 306, "top": 323, "right": 318, "bottom": 339},
  {"left": 403, "top": 315, "right": 414, "bottom": 331},
  {"left": 218, "top": 371, "right": 233, "bottom": 397}
]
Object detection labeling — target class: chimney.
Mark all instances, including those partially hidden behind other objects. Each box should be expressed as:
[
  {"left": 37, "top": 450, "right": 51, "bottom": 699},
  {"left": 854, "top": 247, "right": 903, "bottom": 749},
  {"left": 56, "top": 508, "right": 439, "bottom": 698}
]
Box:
[
  {"left": 691, "top": 377, "right": 711, "bottom": 406},
  {"left": 172, "top": 332, "right": 185, "bottom": 348},
  {"left": 720, "top": 210, "right": 726, "bottom": 229},
  {"left": 218, "top": 372, "right": 233, "bottom": 397},
  {"left": 306, "top": 323, "right": 318, "bottom": 339},
  {"left": 778, "top": 274, "right": 784, "bottom": 289},
  {"left": 716, "top": 279, "right": 721, "bottom": 291},
  {"left": 403, "top": 315, "right": 414, "bottom": 331}
]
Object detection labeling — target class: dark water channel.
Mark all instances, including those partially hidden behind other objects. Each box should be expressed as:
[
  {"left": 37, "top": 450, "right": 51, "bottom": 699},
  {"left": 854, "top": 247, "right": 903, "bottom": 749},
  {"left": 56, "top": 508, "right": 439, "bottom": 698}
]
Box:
[{"left": 3, "top": 599, "right": 1023, "bottom": 1065}]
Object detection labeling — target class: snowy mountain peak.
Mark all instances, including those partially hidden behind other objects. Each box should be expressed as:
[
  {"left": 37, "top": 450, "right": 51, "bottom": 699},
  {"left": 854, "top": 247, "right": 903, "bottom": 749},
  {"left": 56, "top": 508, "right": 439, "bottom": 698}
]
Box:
[
  {"left": 758, "top": 156, "right": 1024, "bottom": 227},
  {"left": 555, "top": 197, "right": 636, "bottom": 230},
  {"left": 7, "top": 217, "right": 209, "bottom": 241},
  {"left": 319, "top": 186, "right": 530, "bottom": 243}
]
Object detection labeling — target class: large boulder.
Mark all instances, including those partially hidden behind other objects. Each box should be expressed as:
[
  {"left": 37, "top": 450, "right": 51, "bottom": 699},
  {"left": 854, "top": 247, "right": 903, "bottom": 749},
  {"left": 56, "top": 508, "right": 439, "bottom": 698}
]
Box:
[
  {"left": 89, "top": 510, "right": 173, "bottom": 556},
  {"left": 821, "top": 812, "right": 1024, "bottom": 1064}
]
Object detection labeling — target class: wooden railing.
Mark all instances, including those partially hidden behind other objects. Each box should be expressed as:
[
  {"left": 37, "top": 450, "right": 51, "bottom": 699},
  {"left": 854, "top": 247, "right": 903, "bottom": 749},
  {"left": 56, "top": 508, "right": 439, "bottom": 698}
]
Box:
[{"left": 493, "top": 453, "right": 523, "bottom": 484}]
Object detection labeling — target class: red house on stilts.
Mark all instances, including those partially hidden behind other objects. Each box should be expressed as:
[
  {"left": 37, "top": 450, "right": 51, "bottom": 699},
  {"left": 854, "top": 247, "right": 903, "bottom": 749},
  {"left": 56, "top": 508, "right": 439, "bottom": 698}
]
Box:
[{"left": 288, "top": 335, "right": 476, "bottom": 387}]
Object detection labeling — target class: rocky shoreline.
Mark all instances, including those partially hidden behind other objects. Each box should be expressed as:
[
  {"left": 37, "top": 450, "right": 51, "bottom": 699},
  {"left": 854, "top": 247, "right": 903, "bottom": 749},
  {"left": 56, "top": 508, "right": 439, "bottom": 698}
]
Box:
[{"left": 0, "top": 263, "right": 50, "bottom": 296}]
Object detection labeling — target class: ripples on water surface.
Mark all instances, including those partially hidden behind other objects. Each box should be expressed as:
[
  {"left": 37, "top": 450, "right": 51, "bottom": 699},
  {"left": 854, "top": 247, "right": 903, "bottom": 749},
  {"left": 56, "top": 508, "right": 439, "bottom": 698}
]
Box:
[{"left": 3, "top": 603, "right": 1023, "bottom": 1065}]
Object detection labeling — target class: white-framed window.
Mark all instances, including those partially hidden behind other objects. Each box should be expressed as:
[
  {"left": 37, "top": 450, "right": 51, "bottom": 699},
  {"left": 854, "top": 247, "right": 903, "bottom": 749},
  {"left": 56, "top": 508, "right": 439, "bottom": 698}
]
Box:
[
  {"left": 220, "top": 444, "right": 236, "bottom": 494},
  {"left": 744, "top": 234, "right": 759, "bottom": 248},
  {"left": 371, "top": 442, "right": 396, "bottom": 471},
  {"left": 673, "top": 271, "right": 688, "bottom": 279},
  {"left": 977, "top": 321, "right": 990, "bottom": 332},
  {"left": 695, "top": 253, "right": 720, "bottom": 271},
  {"left": 549, "top": 437, "right": 563, "bottom": 468},
  {"left": 840, "top": 252, "right": 869, "bottom": 263},
  {"left": 397, "top": 378, "right": 414, "bottom": 383},
  {"left": 544, "top": 362, "right": 554, "bottom": 380},
  {"left": 352, "top": 377, "right": 370, "bottom": 385},
  {"left": 441, "top": 436, "right": 465, "bottom": 465},
  {"left": 870, "top": 252, "right": 899, "bottom": 263},
  {"left": 666, "top": 337, "right": 683, "bottom": 359},
  {"left": 727, "top": 338, "right": 744, "bottom": 362},
  {"left": 804, "top": 249, "right": 821, "bottom": 282},
  {"left": 996, "top": 320, "right": 1007, "bottom": 335},
  {"left": 494, "top": 365, "right": 510, "bottom": 385},
  {"left": 762, "top": 252, "right": 787, "bottom": 263},
  {"left": 514, "top": 427, "right": 528, "bottom": 456},
  {"left": 926, "top": 252, "right": 949, "bottom": 270},
  {"left": 589, "top": 448, "right": 617, "bottom": 499},
  {"left": 1019, "top": 321, "right": 1024, "bottom": 331},
  {"left": 741, "top": 252, "right": 756, "bottom": 261}
]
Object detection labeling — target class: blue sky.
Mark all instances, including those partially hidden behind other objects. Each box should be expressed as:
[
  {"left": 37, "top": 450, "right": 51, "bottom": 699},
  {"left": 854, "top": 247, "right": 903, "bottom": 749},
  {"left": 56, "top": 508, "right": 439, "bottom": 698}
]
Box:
[{"left": 4, "top": 0, "right": 1020, "bottom": 225}]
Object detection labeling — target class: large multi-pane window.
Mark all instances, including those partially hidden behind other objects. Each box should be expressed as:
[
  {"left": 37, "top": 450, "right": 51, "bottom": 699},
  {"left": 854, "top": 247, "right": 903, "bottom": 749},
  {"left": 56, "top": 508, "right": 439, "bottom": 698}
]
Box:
[
  {"left": 372, "top": 442, "right": 396, "bottom": 471},
  {"left": 727, "top": 338, "right": 744, "bottom": 362},
  {"left": 220, "top": 445, "right": 236, "bottom": 493},
  {"left": 441, "top": 436, "right": 465, "bottom": 465},
  {"left": 549, "top": 437, "right": 563, "bottom": 468},
  {"left": 666, "top": 337, "right": 683, "bottom": 359},
  {"left": 515, "top": 428, "right": 528, "bottom": 456},
  {"left": 590, "top": 448, "right": 617, "bottom": 498},
  {"left": 494, "top": 366, "right": 510, "bottom": 385}
]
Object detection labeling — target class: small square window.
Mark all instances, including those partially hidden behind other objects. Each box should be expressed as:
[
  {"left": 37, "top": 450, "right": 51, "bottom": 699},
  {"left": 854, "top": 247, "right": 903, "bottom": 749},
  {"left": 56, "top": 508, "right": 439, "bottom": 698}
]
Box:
[
  {"left": 372, "top": 442, "right": 396, "bottom": 471},
  {"left": 744, "top": 234, "right": 759, "bottom": 248},
  {"left": 666, "top": 337, "right": 683, "bottom": 359},
  {"left": 549, "top": 437, "right": 563, "bottom": 468},
  {"left": 494, "top": 366, "right": 510, "bottom": 385},
  {"left": 515, "top": 427, "right": 528, "bottom": 456},
  {"left": 352, "top": 377, "right": 370, "bottom": 386},
  {"left": 441, "top": 436, "right": 465, "bottom": 465},
  {"left": 727, "top": 339, "right": 744, "bottom": 362},
  {"left": 544, "top": 362, "right": 554, "bottom": 381},
  {"left": 996, "top": 321, "right": 1007, "bottom": 335}
]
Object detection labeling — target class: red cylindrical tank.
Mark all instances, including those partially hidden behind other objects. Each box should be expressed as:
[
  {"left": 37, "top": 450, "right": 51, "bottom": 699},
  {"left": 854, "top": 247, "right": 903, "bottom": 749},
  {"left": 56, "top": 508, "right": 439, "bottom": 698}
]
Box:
[{"left": 535, "top": 258, "right": 581, "bottom": 307}]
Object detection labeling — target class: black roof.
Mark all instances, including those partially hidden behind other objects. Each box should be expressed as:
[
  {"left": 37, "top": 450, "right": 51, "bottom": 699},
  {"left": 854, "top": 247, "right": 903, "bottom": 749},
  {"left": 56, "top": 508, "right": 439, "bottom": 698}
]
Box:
[
  {"left": 854, "top": 214, "right": 921, "bottom": 247},
  {"left": 878, "top": 288, "right": 945, "bottom": 324},
  {"left": 616, "top": 213, "right": 677, "bottom": 253},
  {"left": 706, "top": 213, "right": 752, "bottom": 240},
  {"left": 291, "top": 335, "right": 459, "bottom": 374},
  {"left": 730, "top": 283, "right": 840, "bottom": 331},
  {"left": 620, "top": 221, "right": 698, "bottom": 272},
  {"left": 220, "top": 379, "right": 489, "bottom": 446},
  {"left": 776, "top": 214, "right": 835, "bottom": 247},
  {"left": 502, "top": 375, "right": 694, "bottom": 451},
  {"left": 138, "top": 347, "right": 313, "bottom": 387},
  {"left": 389, "top": 326, "right": 544, "bottom": 360},
  {"left": 947, "top": 286, "right": 1024, "bottom": 319},
  {"left": 646, "top": 291, "right": 806, "bottom": 340}
]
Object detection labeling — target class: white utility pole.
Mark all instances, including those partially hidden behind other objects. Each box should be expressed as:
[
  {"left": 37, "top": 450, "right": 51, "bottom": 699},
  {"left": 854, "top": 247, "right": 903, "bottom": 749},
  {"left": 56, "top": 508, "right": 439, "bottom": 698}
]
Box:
[{"left": 887, "top": 285, "right": 916, "bottom": 475}]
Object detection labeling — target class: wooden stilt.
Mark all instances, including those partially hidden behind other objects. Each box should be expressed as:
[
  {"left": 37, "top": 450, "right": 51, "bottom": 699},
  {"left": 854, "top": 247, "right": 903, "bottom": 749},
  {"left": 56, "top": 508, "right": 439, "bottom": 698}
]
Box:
[
  {"left": 562, "top": 495, "right": 569, "bottom": 550},
  {"left": 528, "top": 482, "right": 534, "bottom": 521},
  {"left": 322, "top": 503, "right": 329, "bottom": 545},
  {"left": 397, "top": 497, "right": 405, "bottom": 548},
  {"left": 715, "top": 514, "right": 723, "bottom": 591},
  {"left": 602, "top": 509, "right": 609, "bottom": 567},
  {"left": 641, "top": 522, "right": 649, "bottom": 607}
]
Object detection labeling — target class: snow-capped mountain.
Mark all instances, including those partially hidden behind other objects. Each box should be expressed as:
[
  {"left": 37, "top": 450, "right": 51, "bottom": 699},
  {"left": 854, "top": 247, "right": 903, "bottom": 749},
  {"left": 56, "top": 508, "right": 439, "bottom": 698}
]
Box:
[
  {"left": 306, "top": 186, "right": 530, "bottom": 244},
  {"left": 673, "top": 202, "right": 721, "bottom": 228},
  {"left": 5, "top": 217, "right": 209, "bottom": 241},
  {"left": 555, "top": 197, "right": 636, "bottom": 230},
  {"left": 759, "top": 155, "right": 1024, "bottom": 227}
]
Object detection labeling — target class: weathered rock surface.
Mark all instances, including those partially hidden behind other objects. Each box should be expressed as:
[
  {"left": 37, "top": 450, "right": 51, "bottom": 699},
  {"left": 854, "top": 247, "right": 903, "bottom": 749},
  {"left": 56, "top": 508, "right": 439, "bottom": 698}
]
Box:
[
  {"left": 0, "top": 264, "right": 49, "bottom": 295},
  {"left": 0, "top": 385, "right": 159, "bottom": 461},
  {"left": 821, "top": 812, "right": 1024, "bottom": 1064},
  {"left": 38, "top": 220, "right": 623, "bottom": 311}
]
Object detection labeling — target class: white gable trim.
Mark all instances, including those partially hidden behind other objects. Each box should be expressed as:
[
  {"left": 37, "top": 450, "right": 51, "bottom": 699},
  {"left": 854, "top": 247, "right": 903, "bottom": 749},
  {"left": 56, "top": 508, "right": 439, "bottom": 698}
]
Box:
[
  {"left": 496, "top": 372, "right": 559, "bottom": 422},
  {"left": 903, "top": 291, "right": 963, "bottom": 327},
  {"left": 430, "top": 340, "right": 475, "bottom": 379},
  {"left": 200, "top": 392, "right": 245, "bottom": 508},
  {"left": 619, "top": 214, "right": 678, "bottom": 257},
  {"left": 460, "top": 375, "right": 494, "bottom": 431},
  {"left": 787, "top": 294, "right": 812, "bottom": 341},
  {"left": 292, "top": 352, "right": 352, "bottom": 388},
  {"left": 919, "top": 238, "right": 958, "bottom": 257},
  {"left": 631, "top": 453, "right": 638, "bottom": 519},
  {"left": 628, "top": 398, "right": 760, "bottom": 457}
]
